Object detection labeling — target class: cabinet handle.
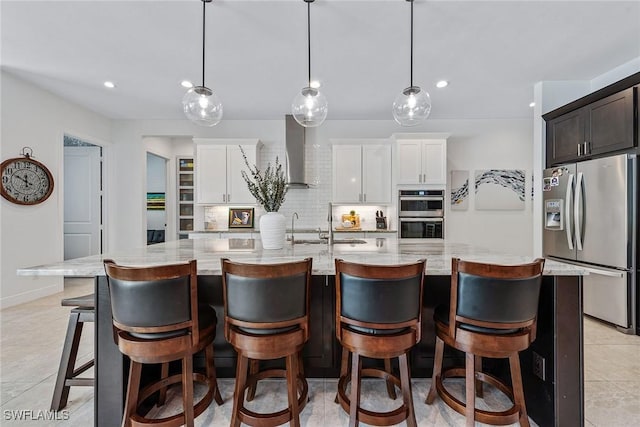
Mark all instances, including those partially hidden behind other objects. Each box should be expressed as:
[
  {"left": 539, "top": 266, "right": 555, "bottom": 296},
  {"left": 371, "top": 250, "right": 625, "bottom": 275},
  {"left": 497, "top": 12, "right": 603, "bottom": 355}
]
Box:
[
  {"left": 418, "top": 174, "right": 422, "bottom": 183},
  {"left": 577, "top": 143, "right": 582, "bottom": 156},
  {"left": 358, "top": 193, "right": 362, "bottom": 202},
  {"left": 222, "top": 194, "right": 226, "bottom": 202},
  {"left": 227, "top": 194, "right": 231, "bottom": 202},
  {"left": 423, "top": 173, "right": 426, "bottom": 182},
  {"left": 363, "top": 193, "right": 367, "bottom": 202},
  {"left": 583, "top": 141, "right": 589, "bottom": 154}
]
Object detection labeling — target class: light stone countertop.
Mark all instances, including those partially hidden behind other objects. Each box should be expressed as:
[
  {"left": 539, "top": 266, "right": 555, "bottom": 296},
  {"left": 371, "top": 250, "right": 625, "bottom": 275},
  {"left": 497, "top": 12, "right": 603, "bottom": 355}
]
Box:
[{"left": 18, "top": 238, "right": 587, "bottom": 277}]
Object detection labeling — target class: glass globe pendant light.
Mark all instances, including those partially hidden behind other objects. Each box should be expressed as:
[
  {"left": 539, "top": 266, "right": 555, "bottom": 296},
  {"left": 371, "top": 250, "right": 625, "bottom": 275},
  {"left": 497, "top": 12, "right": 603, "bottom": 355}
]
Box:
[
  {"left": 183, "top": 0, "right": 222, "bottom": 127},
  {"left": 393, "top": 0, "right": 431, "bottom": 126},
  {"left": 291, "top": 0, "right": 328, "bottom": 128}
]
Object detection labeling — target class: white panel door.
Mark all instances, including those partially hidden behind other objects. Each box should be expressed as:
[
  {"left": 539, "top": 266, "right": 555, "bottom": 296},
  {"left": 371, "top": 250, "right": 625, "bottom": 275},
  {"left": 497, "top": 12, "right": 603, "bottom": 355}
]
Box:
[
  {"left": 227, "top": 145, "right": 255, "bottom": 205},
  {"left": 64, "top": 146, "right": 101, "bottom": 260},
  {"left": 332, "top": 145, "right": 362, "bottom": 203},
  {"left": 422, "top": 140, "right": 446, "bottom": 185},
  {"left": 396, "top": 141, "right": 422, "bottom": 184},
  {"left": 195, "top": 144, "right": 227, "bottom": 204},
  {"left": 362, "top": 144, "right": 391, "bottom": 203}
]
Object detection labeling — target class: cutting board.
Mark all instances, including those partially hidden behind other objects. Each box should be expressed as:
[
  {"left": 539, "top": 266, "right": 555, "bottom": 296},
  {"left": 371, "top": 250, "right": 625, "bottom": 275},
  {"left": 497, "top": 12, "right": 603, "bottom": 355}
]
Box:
[{"left": 340, "top": 214, "right": 361, "bottom": 228}]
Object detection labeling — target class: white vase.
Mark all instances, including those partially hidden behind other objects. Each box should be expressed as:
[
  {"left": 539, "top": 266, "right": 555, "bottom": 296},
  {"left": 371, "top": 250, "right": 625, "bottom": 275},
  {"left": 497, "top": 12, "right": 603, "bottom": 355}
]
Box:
[{"left": 259, "top": 212, "right": 286, "bottom": 249}]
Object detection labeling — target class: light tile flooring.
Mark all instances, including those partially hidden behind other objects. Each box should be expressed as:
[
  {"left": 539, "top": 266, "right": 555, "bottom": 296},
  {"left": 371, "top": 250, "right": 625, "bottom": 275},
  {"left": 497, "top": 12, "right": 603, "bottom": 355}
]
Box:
[{"left": 1, "top": 279, "right": 638, "bottom": 426}]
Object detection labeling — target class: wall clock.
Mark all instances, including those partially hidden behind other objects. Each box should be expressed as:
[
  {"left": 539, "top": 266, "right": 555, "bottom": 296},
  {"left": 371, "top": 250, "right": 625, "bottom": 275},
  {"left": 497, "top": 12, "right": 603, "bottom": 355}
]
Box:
[{"left": 1, "top": 147, "right": 54, "bottom": 205}]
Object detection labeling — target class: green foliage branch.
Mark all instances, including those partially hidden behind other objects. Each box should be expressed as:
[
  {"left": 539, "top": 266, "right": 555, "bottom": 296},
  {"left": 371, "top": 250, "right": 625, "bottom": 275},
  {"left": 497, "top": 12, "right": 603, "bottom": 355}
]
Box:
[{"left": 240, "top": 146, "right": 288, "bottom": 212}]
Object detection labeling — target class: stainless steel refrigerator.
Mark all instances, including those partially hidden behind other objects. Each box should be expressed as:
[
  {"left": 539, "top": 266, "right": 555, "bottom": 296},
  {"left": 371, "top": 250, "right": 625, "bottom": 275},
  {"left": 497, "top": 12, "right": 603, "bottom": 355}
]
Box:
[{"left": 543, "top": 153, "right": 637, "bottom": 334}]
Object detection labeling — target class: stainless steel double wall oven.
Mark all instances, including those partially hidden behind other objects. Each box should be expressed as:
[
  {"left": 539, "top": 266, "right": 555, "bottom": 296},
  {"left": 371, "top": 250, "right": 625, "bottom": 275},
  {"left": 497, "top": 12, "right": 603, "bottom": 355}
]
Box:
[{"left": 398, "top": 189, "right": 444, "bottom": 240}]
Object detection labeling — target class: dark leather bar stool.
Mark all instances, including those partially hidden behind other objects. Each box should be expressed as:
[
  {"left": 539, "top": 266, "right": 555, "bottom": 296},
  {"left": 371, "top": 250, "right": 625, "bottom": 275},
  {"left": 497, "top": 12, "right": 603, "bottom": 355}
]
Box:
[
  {"left": 334, "top": 258, "right": 426, "bottom": 427},
  {"left": 104, "top": 259, "right": 223, "bottom": 427},
  {"left": 221, "top": 257, "right": 312, "bottom": 427},
  {"left": 426, "top": 258, "right": 545, "bottom": 427},
  {"left": 51, "top": 293, "right": 95, "bottom": 411}
]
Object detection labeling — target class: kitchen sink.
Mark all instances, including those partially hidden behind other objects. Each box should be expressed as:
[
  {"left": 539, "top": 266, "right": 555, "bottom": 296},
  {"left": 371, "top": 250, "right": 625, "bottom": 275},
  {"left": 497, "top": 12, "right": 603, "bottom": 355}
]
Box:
[
  {"left": 292, "top": 239, "right": 367, "bottom": 245},
  {"left": 333, "top": 239, "right": 367, "bottom": 244},
  {"left": 293, "top": 239, "right": 327, "bottom": 245}
]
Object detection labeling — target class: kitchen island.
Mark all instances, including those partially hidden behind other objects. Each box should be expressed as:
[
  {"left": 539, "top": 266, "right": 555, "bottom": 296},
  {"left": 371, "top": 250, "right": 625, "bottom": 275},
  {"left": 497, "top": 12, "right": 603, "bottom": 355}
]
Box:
[{"left": 18, "top": 238, "right": 587, "bottom": 427}]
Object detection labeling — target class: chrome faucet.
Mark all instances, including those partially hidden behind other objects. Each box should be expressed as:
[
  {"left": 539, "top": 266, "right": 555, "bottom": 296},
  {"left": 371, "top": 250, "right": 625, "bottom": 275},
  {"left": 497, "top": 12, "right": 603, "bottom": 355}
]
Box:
[
  {"left": 327, "top": 202, "right": 334, "bottom": 245},
  {"left": 291, "top": 212, "right": 299, "bottom": 244}
]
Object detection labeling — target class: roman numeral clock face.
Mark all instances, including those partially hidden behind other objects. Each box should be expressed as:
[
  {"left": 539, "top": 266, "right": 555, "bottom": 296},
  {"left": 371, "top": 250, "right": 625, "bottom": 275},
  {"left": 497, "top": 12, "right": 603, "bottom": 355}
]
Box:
[{"left": 1, "top": 157, "right": 54, "bottom": 205}]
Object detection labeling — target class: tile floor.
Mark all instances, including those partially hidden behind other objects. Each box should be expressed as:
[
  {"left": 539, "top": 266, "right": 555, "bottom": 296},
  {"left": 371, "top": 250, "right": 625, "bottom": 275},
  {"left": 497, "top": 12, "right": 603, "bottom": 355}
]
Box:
[{"left": 1, "top": 278, "right": 638, "bottom": 426}]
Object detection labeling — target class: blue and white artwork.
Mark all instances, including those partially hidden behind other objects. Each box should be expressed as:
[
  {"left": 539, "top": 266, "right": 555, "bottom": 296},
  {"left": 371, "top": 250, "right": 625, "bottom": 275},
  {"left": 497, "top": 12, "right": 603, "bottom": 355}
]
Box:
[
  {"left": 450, "top": 170, "right": 469, "bottom": 211},
  {"left": 475, "top": 169, "right": 525, "bottom": 210}
]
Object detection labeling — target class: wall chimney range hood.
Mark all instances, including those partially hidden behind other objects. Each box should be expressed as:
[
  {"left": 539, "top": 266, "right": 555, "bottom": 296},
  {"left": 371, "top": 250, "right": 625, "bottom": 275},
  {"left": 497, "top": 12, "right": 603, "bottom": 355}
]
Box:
[{"left": 285, "top": 114, "right": 309, "bottom": 188}]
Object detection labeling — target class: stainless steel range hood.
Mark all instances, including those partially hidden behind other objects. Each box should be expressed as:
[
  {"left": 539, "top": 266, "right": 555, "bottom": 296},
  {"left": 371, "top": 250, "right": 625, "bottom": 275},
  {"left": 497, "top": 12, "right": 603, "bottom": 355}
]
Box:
[{"left": 285, "top": 115, "right": 309, "bottom": 188}]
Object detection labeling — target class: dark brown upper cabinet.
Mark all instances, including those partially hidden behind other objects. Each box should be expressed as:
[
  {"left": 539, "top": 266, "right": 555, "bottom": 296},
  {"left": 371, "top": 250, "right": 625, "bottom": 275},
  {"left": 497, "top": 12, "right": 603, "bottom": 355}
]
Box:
[
  {"left": 546, "top": 87, "right": 636, "bottom": 166},
  {"left": 543, "top": 72, "right": 639, "bottom": 168}
]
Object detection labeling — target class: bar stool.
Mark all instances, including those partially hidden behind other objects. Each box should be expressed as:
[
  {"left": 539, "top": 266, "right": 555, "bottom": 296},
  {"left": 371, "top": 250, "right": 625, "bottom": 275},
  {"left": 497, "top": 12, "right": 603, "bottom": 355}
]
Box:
[
  {"left": 334, "top": 258, "right": 426, "bottom": 427},
  {"left": 426, "top": 258, "right": 545, "bottom": 427},
  {"left": 104, "top": 259, "right": 223, "bottom": 427},
  {"left": 51, "top": 293, "right": 95, "bottom": 411},
  {"left": 221, "top": 257, "right": 312, "bottom": 427}
]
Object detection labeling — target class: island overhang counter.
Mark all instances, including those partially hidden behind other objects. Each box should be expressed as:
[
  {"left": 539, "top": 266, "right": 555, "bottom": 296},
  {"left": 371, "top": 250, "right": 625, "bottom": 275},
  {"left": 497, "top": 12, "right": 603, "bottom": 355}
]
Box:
[{"left": 18, "top": 238, "right": 587, "bottom": 427}]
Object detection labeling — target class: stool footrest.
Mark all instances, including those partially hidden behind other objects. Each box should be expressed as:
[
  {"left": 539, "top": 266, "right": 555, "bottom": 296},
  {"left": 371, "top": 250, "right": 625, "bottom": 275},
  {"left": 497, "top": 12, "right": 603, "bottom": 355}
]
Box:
[
  {"left": 435, "top": 367, "right": 521, "bottom": 426},
  {"left": 337, "top": 367, "right": 408, "bottom": 426}
]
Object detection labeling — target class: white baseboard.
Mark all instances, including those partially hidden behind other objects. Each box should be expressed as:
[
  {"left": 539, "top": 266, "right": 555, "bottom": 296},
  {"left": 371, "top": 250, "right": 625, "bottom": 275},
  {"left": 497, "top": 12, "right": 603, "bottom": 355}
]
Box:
[{"left": 0, "top": 283, "right": 63, "bottom": 309}]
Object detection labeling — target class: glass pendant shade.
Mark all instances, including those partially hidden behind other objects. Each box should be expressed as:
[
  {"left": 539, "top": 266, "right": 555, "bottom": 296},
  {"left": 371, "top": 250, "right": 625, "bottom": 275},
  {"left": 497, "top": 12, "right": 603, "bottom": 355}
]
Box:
[
  {"left": 392, "top": 85, "right": 431, "bottom": 127},
  {"left": 291, "top": 87, "right": 328, "bottom": 128},
  {"left": 183, "top": 85, "right": 222, "bottom": 127}
]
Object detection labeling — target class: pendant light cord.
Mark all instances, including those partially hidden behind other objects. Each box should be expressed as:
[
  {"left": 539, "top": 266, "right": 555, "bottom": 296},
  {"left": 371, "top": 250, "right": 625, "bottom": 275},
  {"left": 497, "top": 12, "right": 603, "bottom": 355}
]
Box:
[
  {"left": 201, "top": 0, "right": 207, "bottom": 88},
  {"left": 307, "top": 0, "right": 311, "bottom": 87},
  {"left": 410, "top": 0, "right": 414, "bottom": 88}
]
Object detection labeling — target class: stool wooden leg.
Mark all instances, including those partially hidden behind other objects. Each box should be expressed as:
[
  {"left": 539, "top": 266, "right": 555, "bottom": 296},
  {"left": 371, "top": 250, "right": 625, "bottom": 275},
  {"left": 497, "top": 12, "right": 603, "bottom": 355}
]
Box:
[
  {"left": 399, "top": 353, "right": 417, "bottom": 427},
  {"left": 475, "top": 355, "right": 484, "bottom": 398},
  {"left": 157, "top": 362, "right": 169, "bottom": 406},
  {"left": 464, "top": 353, "right": 475, "bottom": 427},
  {"left": 349, "top": 351, "right": 362, "bottom": 427},
  {"left": 426, "top": 336, "right": 444, "bottom": 404},
  {"left": 335, "top": 347, "right": 349, "bottom": 404},
  {"left": 51, "top": 311, "right": 83, "bottom": 411},
  {"left": 182, "top": 356, "right": 195, "bottom": 427},
  {"left": 205, "top": 344, "right": 224, "bottom": 405},
  {"left": 286, "top": 353, "right": 301, "bottom": 427},
  {"left": 122, "top": 361, "right": 141, "bottom": 427},
  {"left": 509, "top": 353, "right": 530, "bottom": 427},
  {"left": 231, "top": 355, "right": 248, "bottom": 427},
  {"left": 384, "top": 358, "right": 397, "bottom": 400},
  {"left": 246, "top": 359, "right": 259, "bottom": 401}
]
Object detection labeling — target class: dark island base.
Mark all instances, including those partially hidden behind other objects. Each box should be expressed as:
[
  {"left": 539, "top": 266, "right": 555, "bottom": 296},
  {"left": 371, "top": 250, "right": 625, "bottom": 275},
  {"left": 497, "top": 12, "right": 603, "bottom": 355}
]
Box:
[{"left": 95, "top": 275, "right": 583, "bottom": 427}]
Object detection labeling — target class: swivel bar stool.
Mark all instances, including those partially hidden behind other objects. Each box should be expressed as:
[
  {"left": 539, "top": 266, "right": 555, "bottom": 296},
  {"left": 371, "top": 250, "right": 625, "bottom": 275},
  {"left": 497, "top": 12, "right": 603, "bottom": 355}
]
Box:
[
  {"left": 104, "top": 259, "right": 223, "bottom": 427},
  {"left": 426, "top": 257, "right": 545, "bottom": 427},
  {"left": 221, "top": 257, "right": 312, "bottom": 427},
  {"left": 334, "top": 258, "right": 426, "bottom": 427}
]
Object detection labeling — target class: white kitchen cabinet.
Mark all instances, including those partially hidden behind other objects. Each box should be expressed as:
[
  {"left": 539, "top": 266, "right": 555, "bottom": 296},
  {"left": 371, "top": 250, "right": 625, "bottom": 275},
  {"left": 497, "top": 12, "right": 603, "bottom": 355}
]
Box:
[
  {"left": 194, "top": 139, "right": 260, "bottom": 205},
  {"left": 397, "top": 139, "right": 446, "bottom": 185},
  {"left": 332, "top": 143, "right": 392, "bottom": 204}
]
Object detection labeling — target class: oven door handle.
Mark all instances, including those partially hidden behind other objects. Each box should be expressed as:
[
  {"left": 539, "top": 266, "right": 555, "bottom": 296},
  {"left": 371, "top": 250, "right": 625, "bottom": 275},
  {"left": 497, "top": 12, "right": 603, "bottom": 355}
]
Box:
[
  {"left": 399, "top": 217, "right": 443, "bottom": 222},
  {"left": 399, "top": 196, "right": 444, "bottom": 202}
]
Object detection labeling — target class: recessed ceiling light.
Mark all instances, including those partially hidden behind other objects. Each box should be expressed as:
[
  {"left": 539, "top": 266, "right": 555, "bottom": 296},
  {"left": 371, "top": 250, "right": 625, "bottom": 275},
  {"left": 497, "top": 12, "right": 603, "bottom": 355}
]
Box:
[
  {"left": 103, "top": 81, "right": 115, "bottom": 89},
  {"left": 181, "top": 80, "right": 194, "bottom": 88},
  {"left": 529, "top": 102, "right": 536, "bottom": 108},
  {"left": 309, "top": 80, "right": 321, "bottom": 89},
  {"left": 436, "top": 80, "right": 448, "bottom": 88}
]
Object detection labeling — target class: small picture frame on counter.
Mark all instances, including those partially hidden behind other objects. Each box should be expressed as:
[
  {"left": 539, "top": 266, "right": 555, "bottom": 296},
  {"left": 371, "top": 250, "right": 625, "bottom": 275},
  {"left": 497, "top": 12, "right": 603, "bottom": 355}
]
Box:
[{"left": 229, "top": 208, "right": 254, "bottom": 228}]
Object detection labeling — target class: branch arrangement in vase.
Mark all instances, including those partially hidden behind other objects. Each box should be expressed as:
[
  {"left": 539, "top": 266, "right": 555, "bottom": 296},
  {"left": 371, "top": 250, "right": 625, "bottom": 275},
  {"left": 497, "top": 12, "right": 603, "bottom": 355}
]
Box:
[{"left": 240, "top": 146, "right": 288, "bottom": 212}]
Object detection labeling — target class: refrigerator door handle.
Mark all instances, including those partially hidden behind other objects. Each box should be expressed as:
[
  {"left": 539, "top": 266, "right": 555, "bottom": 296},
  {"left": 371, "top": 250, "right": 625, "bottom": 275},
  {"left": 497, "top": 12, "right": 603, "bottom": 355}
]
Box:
[
  {"left": 574, "top": 172, "right": 584, "bottom": 251},
  {"left": 565, "top": 174, "right": 574, "bottom": 250}
]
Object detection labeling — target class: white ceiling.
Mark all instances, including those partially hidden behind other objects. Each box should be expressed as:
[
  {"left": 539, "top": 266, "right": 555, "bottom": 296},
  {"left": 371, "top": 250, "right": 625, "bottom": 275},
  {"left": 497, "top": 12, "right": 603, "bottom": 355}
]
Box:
[{"left": 2, "top": 0, "right": 639, "bottom": 121}]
